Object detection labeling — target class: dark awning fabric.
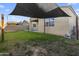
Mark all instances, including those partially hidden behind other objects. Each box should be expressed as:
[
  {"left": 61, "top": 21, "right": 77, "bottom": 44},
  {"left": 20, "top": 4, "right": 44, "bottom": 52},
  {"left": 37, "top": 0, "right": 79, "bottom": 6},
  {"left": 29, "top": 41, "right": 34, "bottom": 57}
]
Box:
[{"left": 10, "top": 3, "right": 69, "bottom": 18}]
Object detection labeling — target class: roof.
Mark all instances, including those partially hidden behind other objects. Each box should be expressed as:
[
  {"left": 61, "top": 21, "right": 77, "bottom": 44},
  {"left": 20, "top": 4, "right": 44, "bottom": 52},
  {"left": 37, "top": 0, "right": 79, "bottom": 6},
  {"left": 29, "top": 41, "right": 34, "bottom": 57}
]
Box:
[
  {"left": 60, "top": 6, "right": 77, "bottom": 16},
  {"left": 23, "top": 20, "right": 28, "bottom": 23},
  {"left": 10, "top": 3, "right": 69, "bottom": 18}
]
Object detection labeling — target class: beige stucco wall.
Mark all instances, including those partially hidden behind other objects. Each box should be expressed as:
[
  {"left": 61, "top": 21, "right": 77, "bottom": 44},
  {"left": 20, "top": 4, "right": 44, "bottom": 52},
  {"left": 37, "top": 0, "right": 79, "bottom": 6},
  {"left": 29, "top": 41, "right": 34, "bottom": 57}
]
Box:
[
  {"left": 29, "top": 6, "right": 76, "bottom": 36},
  {"left": 37, "top": 18, "right": 44, "bottom": 32},
  {"left": 60, "top": 6, "right": 76, "bottom": 26},
  {"left": 60, "top": 7, "right": 76, "bottom": 35},
  {"left": 45, "top": 17, "right": 69, "bottom": 36},
  {"left": 29, "top": 17, "right": 70, "bottom": 36}
]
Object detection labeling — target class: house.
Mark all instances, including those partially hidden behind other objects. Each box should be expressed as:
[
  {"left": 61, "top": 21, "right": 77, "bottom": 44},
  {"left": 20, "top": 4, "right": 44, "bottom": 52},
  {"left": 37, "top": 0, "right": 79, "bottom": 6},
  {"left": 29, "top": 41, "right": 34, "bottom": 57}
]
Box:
[
  {"left": 4, "top": 20, "right": 29, "bottom": 32},
  {"left": 22, "top": 20, "right": 29, "bottom": 31},
  {"left": 29, "top": 6, "right": 77, "bottom": 37}
]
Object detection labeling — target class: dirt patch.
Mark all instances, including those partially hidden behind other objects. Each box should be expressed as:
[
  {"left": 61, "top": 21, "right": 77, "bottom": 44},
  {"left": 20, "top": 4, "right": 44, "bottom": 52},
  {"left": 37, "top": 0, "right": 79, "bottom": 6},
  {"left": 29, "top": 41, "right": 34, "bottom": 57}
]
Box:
[{"left": 7, "top": 40, "right": 79, "bottom": 56}]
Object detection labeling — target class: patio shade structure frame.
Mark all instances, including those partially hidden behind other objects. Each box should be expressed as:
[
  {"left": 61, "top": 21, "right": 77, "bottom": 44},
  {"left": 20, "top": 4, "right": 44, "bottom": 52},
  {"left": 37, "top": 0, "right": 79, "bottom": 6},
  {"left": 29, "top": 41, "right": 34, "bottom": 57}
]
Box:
[
  {"left": 10, "top": 3, "right": 69, "bottom": 18},
  {"left": 1, "top": 3, "right": 70, "bottom": 42}
]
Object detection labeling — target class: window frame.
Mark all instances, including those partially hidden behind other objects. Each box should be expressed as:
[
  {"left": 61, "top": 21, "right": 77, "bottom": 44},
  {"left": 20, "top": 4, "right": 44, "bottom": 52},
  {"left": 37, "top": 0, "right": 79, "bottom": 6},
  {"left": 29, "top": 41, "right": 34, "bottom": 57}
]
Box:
[{"left": 45, "top": 18, "right": 55, "bottom": 27}]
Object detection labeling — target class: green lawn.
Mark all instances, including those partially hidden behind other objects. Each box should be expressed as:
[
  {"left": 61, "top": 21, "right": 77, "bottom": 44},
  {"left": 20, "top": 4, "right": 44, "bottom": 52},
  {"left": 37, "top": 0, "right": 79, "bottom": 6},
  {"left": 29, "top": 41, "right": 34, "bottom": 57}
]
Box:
[
  {"left": 0, "top": 31, "right": 64, "bottom": 53},
  {"left": 4, "top": 31, "right": 64, "bottom": 41}
]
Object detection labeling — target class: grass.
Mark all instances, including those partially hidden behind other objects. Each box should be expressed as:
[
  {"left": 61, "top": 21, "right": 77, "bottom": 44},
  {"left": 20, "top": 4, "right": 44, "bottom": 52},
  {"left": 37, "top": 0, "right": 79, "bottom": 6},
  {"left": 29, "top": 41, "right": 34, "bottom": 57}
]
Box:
[
  {"left": 0, "top": 31, "right": 64, "bottom": 53},
  {"left": 0, "top": 31, "right": 79, "bottom": 55},
  {"left": 4, "top": 31, "right": 64, "bottom": 41}
]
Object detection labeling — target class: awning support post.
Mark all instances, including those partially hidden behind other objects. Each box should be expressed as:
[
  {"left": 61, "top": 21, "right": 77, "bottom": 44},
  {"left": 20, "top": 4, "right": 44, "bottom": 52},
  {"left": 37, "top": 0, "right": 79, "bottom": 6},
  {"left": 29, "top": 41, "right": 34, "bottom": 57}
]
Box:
[
  {"left": 76, "top": 15, "right": 78, "bottom": 40},
  {"left": 1, "top": 14, "right": 4, "bottom": 42}
]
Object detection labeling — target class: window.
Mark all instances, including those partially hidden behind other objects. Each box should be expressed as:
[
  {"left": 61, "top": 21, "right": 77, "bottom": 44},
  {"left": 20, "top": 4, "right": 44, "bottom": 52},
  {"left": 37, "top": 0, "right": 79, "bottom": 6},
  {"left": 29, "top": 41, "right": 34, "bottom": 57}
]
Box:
[
  {"left": 49, "top": 18, "right": 55, "bottom": 26},
  {"left": 33, "top": 24, "right": 36, "bottom": 27},
  {"left": 45, "top": 22, "right": 49, "bottom": 26},
  {"left": 45, "top": 18, "right": 55, "bottom": 27}
]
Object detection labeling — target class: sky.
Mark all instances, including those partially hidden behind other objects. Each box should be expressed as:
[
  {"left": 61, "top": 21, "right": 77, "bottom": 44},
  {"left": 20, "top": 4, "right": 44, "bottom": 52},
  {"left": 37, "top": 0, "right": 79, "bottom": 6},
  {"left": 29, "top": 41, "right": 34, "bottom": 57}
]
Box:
[
  {"left": 0, "top": 3, "right": 79, "bottom": 24},
  {"left": 0, "top": 3, "right": 30, "bottom": 23}
]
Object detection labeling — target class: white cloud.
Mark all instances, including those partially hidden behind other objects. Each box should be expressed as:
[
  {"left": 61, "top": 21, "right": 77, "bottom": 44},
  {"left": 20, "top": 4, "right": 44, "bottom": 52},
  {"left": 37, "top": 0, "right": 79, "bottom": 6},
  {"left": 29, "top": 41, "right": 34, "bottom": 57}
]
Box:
[
  {"left": 0, "top": 4, "right": 5, "bottom": 8},
  {"left": 76, "top": 12, "right": 79, "bottom": 15},
  {"left": 75, "top": 9, "right": 79, "bottom": 15},
  {"left": 76, "top": 11, "right": 79, "bottom": 16},
  {"left": 66, "top": 3, "right": 77, "bottom": 6},
  {"left": 5, "top": 9, "right": 10, "bottom": 12},
  {"left": 76, "top": 9, "right": 79, "bottom": 11},
  {"left": 66, "top": 3, "right": 72, "bottom": 5}
]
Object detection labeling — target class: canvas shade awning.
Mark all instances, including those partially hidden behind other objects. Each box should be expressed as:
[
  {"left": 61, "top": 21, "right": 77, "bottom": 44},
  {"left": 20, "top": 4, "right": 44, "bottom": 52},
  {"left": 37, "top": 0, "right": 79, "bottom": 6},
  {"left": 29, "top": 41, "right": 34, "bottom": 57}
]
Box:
[{"left": 10, "top": 3, "right": 69, "bottom": 18}]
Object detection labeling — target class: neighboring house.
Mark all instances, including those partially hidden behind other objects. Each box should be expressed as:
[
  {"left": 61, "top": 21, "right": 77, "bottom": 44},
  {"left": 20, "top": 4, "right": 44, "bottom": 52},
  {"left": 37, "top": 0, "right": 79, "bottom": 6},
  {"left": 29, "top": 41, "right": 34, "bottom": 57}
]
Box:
[
  {"left": 22, "top": 20, "right": 29, "bottom": 31},
  {"left": 29, "top": 6, "right": 77, "bottom": 37},
  {"left": 4, "top": 20, "right": 29, "bottom": 32}
]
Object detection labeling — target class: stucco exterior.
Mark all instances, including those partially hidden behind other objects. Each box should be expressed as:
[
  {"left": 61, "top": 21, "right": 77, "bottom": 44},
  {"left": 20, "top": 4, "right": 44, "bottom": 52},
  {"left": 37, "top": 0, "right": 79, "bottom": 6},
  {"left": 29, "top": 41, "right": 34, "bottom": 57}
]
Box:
[{"left": 29, "top": 6, "right": 76, "bottom": 36}]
